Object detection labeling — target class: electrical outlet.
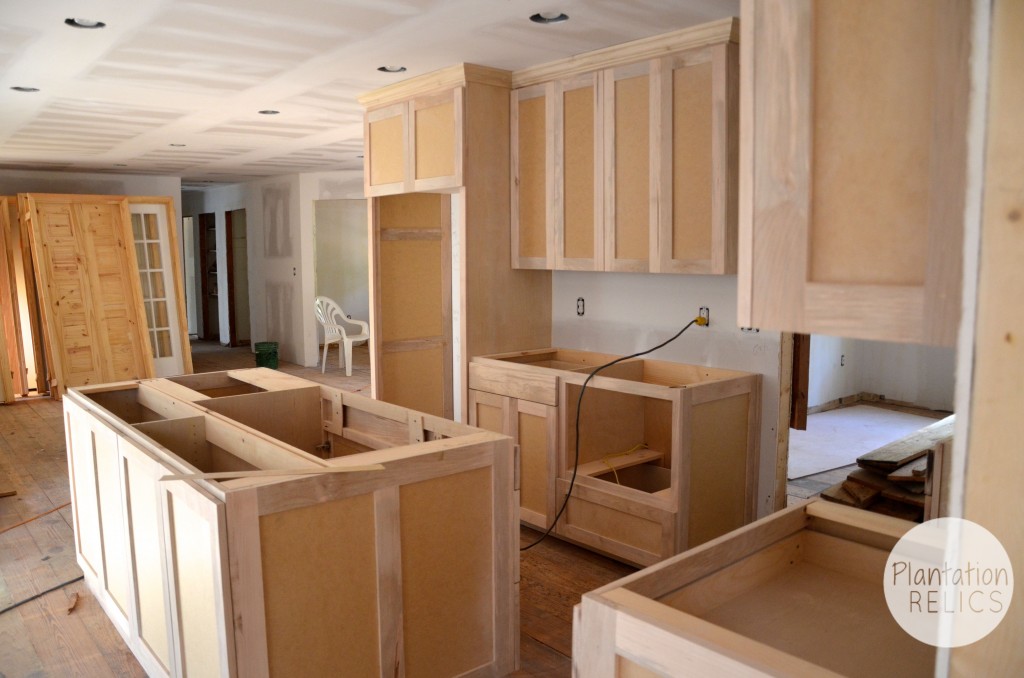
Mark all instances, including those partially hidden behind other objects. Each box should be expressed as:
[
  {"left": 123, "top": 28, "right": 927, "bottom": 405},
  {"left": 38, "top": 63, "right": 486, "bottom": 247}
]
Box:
[
  {"left": 577, "top": 297, "right": 585, "bottom": 316},
  {"left": 841, "top": 354, "right": 846, "bottom": 367},
  {"left": 698, "top": 306, "right": 710, "bottom": 327}
]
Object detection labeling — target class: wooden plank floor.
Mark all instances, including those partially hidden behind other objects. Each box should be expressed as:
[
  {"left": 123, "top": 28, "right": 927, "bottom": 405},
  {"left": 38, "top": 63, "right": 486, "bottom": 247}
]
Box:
[{"left": 0, "top": 342, "right": 634, "bottom": 676}]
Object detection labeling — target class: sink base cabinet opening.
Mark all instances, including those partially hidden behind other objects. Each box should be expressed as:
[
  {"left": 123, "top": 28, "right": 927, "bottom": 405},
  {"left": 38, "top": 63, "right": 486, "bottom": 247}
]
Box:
[
  {"left": 64, "top": 369, "right": 518, "bottom": 677},
  {"left": 556, "top": 372, "right": 760, "bottom": 568},
  {"left": 470, "top": 349, "right": 762, "bottom": 567}
]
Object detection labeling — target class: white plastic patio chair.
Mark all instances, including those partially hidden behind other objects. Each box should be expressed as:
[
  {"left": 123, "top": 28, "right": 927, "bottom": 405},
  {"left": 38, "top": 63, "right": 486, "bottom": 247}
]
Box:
[{"left": 314, "top": 296, "right": 369, "bottom": 376}]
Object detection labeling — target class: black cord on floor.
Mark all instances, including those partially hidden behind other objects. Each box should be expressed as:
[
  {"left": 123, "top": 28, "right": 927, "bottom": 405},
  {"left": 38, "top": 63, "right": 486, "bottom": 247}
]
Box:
[
  {"left": 0, "top": 575, "right": 85, "bottom": 616},
  {"left": 521, "top": 318, "right": 701, "bottom": 551}
]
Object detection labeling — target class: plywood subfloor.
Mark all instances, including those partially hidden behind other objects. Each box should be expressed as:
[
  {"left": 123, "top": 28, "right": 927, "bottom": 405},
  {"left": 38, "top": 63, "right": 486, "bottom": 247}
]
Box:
[
  {"left": 1, "top": 344, "right": 631, "bottom": 677},
  {"left": 788, "top": 404, "right": 940, "bottom": 479}
]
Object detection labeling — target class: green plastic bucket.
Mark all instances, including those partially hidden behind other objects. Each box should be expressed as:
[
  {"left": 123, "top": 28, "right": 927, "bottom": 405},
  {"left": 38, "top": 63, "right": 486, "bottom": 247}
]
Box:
[{"left": 254, "top": 341, "right": 279, "bottom": 369}]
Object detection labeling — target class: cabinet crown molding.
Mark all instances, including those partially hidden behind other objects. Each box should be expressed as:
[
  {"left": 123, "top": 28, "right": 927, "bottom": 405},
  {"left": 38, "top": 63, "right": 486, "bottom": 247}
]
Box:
[
  {"left": 358, "top": 63, "right": 512, "bottom": 109},
  {"left": 511, "top": 16, "right": 738, "bottom": 89}
]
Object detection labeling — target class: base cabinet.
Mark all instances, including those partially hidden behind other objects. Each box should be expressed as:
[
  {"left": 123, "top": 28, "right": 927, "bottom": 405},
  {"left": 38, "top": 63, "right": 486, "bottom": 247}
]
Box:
[
  {"left": 65, "top": 368, "right": 517, "bottom": 677},
  {"left": 471, "top": 348, "right": 761, "bottom": 566},
  {"left": 573, "top": 500, "right": 933, "bottom": 677}
]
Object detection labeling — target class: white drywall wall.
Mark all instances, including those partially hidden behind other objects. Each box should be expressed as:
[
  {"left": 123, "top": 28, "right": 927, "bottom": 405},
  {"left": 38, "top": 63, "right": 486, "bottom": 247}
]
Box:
[
  {"left": 184, "top": 170, "right": 363, "bottom": 366},
  {"left": 807, "top": 335, "right": 956, "bottom": 411},
  {"left": 552, "top": 271, "right": 783, "bottom": 517}
]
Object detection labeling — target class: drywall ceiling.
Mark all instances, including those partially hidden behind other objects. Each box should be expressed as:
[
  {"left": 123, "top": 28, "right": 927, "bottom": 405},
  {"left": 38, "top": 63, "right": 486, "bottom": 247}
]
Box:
[{"left": 0, "top": 0, "right": 738, "bottom": 187}]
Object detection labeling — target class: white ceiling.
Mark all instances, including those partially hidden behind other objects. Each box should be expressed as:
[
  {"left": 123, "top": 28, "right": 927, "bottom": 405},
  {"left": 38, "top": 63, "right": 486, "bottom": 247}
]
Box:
[{"left": 0, "top": 0, "right": 738, "bottom": 187}]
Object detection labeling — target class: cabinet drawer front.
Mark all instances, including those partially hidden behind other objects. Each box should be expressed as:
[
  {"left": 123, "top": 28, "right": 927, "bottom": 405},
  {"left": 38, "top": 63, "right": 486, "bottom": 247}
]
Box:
[{"left": 468, "top": 362, "right": 558, "bottom": 406}]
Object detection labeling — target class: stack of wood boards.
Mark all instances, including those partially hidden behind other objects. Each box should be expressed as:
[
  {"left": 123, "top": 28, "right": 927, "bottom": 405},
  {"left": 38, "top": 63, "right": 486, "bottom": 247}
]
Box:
[{"left": 821, "top": 415, "right": 954, "bottom": 522}]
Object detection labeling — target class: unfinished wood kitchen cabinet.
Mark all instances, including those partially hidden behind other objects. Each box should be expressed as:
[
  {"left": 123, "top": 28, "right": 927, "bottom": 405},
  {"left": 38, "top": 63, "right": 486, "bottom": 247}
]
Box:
[
  {"left": 511, "top": 83, "right": 554, "bottom": 269},
  {"left": 510, "top": 18, "right": 738, "bottom": 275},
  {"left": 653, "top": 42, "right": 739, "bottom": 274},
  {"left": 65, "top": 368, "right": 517, "bottom": 677},
  {"left": 573, "top": 500, "right": 933, "bottom": 677},
  {"left": 511, "top": 72, "right": 604, "bottom": 272},
  {"left": 471, "top": 348, "right": 760, "bottom": 566},
  {"left": 362, "top": 64, "right": 552, "bottom": 420},
  {"left": 737, "top": 0, "right": 971, "bottom": 345},
  {"left": 604, "top": 61, "right": 654, "bottom": 273},
  {"left": 364, "top": 87, "right": 463, "bottom": 196}
]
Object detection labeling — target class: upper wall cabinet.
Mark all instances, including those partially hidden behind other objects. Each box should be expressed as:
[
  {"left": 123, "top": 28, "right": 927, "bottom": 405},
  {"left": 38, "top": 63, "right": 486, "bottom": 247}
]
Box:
[
  {"left": 511, "top": 19, "right": 739, "bottom": 275},
  {"left": 364, "top": 88, "right": 463, "bottom": 196},
  {"left": 737, "top": 0, "right": 971, "bottom": 345}
]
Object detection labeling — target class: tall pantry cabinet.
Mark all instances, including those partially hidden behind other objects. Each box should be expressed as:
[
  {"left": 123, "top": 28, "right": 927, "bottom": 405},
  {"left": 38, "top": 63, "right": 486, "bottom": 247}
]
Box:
[{"left": 361, "top": 65, "right": 552, "bottom": 419}]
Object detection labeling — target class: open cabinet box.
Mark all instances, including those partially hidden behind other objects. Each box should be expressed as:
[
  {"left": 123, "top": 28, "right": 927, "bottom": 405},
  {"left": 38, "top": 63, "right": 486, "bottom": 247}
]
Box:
[
  {"left": 573, "top": 499, "right": 934, "bottom": 677},
  {"left": 556, "top": 359, "right": 761, "bottom": 567},
  {"left": 64, "top": 369, "right": 517, "bottom": 677},
  {"left": 469, "top": 348, "right": 761, "bottom": 566}
]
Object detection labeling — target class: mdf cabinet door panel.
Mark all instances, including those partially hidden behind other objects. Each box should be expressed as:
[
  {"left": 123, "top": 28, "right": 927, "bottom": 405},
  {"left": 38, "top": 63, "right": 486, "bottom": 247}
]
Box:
[
  {"left": 365, "top": 103, "right": 407, "bottom": 196},
  {"left": 556, "top": 73, "right": 603, "bottom": 271},
  {"left": 653, "top": 43, "right": 738, "bottom": 274},
  {"left": 738, "top": 0, "right": 970, "bottom": 345},
  {"left": 511, "top": 84, "right": 553, "bottom": 269},
  {"left": 603, "top": 62, "right": 653, "bottom": 273},
  {"left": 411, "top": 89, "right": 462, "bottom": 191}
]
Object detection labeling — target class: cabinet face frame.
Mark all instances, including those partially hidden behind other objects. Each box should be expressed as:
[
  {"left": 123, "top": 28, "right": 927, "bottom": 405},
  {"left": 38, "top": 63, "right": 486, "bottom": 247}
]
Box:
[
  {"left": 603, "top": 61, "right": 655, "bottom": 273},
  {"left": 511, "top": 83, "right": 554, "bottom": 269},
  {"left": 653, "top": 43, "right": 738, "bottom": 274},
  {"left": 737, "top": 0, "right": 969, "bottom": 345}
]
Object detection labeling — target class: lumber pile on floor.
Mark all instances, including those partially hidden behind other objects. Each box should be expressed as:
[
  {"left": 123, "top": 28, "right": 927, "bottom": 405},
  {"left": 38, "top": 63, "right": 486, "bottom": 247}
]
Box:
[{"left": 821, "top": 415, "right": 954, "bottom": 522}]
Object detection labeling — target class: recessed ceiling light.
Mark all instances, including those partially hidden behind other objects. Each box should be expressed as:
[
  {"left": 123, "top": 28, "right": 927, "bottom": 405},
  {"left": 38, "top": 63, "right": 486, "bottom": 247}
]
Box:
[
  {"left": 377, "top": 66, "right": 407, "bottom": 73},
  {"left": 530, "top": 12, "right": 569, "bottom": 24},
  {"left": 169, "top": 143, "right": 186, "bottom": 147},
  {"left": 64, "top": 18, "right": 106, "bottom": 29},
  {"left": 10, "top": 86, "right": 39, "bottom": 92},
  {"left": 258, "top": 109, "right": 280, "bottom": 115}
]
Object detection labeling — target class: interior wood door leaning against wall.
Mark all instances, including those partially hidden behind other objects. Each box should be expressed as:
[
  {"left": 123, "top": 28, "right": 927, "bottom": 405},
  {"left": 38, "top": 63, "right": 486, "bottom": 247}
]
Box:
[
  {"left": 371, "top": 192, "right": 453, "bottom": 419},
  {"left": 21, "top": 194, "right": 154, "bottom": 397}
]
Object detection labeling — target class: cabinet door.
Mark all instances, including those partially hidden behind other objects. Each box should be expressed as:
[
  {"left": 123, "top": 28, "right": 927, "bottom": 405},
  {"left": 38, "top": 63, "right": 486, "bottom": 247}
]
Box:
[
  {"left": 411, "top": 89, "right": 463, "bottom": 191},
  {"left": 604, "top": 62, "right": 653, "bottom": 273},
  {"left": 515, "top": 399, "right": 558, "bottom": 531},
  {"left": 556, "top": 73, "right": 603, "bottom": 271},
  {"left": 120, "top": 438, "right": 176, "bottom": 677},
  {"left": 738, "top": 0, "right": 969, "bottom": 345},
  {"left": 365, "top": 102, "right": 407, "bottom": 196},
  {"left": 653, "top": 43, "right": 738, "bottom": 274},
  {"left": 511, "top": 84, "right": 553, "bottom": 269},
  {"left": 469, "top": 389, "right": 557, "bottom": 531},
  {"left": 162, "top": 478, "right": 234, "bottom": 678}
]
